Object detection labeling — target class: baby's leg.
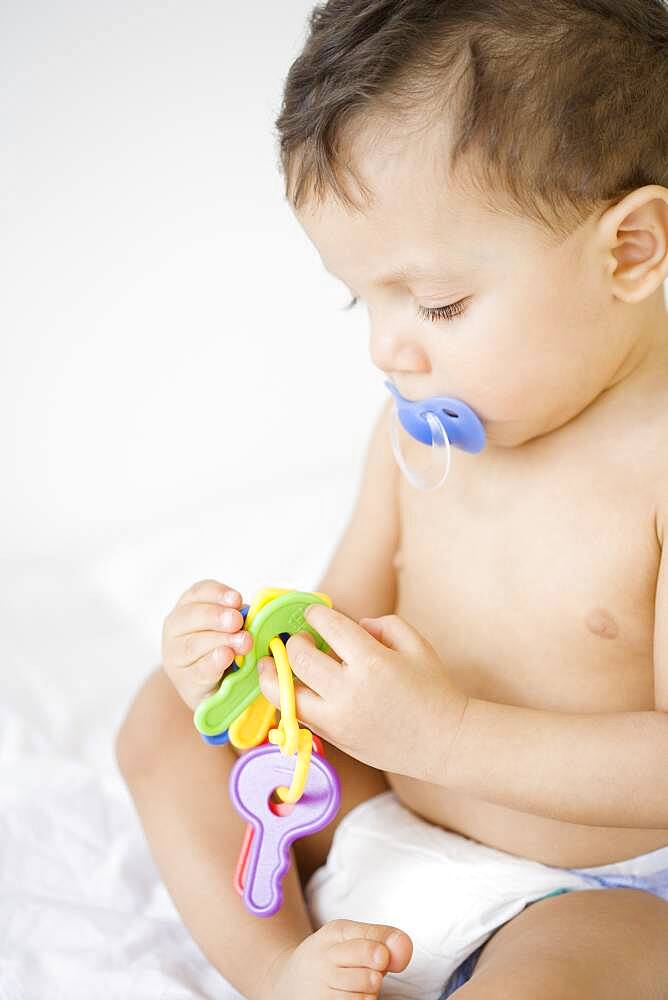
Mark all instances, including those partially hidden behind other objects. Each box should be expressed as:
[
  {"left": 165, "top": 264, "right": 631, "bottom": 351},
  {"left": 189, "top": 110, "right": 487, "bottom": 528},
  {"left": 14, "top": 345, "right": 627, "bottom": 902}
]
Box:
[{"left": 115, "top": 667, "right": 412, "bottom": 1000}]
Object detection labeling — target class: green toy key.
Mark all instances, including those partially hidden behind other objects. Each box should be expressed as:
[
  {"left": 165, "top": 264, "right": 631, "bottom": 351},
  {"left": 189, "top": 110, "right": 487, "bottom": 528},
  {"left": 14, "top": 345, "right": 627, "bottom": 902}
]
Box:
[{"left": 193, "top": 590, "right": 331, "bottom": 738}]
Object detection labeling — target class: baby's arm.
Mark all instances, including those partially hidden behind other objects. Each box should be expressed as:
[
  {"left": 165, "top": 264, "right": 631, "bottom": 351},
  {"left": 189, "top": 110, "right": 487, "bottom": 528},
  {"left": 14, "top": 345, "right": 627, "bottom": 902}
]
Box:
[
  {"left": 313, "top": 396, "right": 400, "bottom": 622},
  {"left": 114, "top": 398, "right": 401, "bottom": 997}
]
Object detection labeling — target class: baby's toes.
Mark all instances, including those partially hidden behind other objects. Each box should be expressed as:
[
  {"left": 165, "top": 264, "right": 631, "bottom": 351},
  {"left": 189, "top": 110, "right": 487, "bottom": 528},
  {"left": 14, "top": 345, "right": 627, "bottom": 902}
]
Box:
[
  {"left": 322, "top": 918, "right": 413, "bottom": 979},
  {"left": 328, "top": 963, "right": 384, "bottom": 997},
  {"left": 380, "top": 927, "right": 413, "bottom": 973},
  {"left": 327, "top": 935, "right": 389, "bottom": 975}
]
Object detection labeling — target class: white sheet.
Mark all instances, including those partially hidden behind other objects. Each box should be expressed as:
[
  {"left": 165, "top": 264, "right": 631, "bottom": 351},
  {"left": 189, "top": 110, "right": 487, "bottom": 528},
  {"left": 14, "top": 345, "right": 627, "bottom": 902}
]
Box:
[{"left": 0, "top": 471, "right": 355, "bottom": 998}]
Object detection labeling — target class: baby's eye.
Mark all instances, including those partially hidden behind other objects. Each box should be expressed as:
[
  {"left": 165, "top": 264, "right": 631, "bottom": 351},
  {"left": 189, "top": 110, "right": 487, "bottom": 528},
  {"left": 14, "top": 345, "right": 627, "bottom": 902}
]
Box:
[
  {"left": 416, "top": 299, "right": 468, "bottom": 323},
  {"left": 342, "top": 295, "right": 468, "bottom": 323}
]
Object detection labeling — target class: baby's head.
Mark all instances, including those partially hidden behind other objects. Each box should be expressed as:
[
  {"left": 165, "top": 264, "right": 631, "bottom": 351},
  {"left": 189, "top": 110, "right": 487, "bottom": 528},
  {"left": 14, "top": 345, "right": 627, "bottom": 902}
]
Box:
[{"left": 275, "top": 0, "right": 668, "bottom": 447}]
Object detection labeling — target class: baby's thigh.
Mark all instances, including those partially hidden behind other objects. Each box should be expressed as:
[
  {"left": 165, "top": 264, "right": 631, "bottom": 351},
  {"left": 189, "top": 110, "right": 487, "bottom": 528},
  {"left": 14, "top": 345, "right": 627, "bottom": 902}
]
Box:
[
  {"left": 116, "top": 665, "right": 240, "bottom": 782},
  {"left": 461, "top": 886, "right": 668, "bottom": 999},
  {"left": 230, "top": 737, "right": 388, "bottom": 885}
]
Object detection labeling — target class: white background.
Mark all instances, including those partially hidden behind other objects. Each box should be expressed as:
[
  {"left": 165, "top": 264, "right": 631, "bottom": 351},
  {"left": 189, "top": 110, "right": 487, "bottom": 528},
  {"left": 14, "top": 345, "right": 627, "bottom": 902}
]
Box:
[
  {"left": 0, "top": 1, "right": 387, "bottom": 710},
  {"left": 0, "top": 0, "right": 379, "bottom": 562}
]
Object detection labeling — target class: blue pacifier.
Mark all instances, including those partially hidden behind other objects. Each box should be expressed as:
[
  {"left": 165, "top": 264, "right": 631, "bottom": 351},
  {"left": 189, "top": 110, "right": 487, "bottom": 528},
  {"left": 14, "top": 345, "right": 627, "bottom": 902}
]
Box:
[{"left": 384, "top": 377, "right": 486, "bottom": 491}]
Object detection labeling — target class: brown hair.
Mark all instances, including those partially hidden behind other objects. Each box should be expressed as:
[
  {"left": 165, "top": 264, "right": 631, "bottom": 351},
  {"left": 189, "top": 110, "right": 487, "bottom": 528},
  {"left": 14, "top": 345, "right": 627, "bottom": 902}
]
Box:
[{"left": 274, "top": 0, "right": 668, "bottom": 242}]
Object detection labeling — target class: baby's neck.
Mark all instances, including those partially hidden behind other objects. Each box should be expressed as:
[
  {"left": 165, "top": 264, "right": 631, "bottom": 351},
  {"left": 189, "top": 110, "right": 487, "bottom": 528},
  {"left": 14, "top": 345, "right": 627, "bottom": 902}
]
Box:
[{"left": 597, "top": 297, "right": 668, "bottom": 415}]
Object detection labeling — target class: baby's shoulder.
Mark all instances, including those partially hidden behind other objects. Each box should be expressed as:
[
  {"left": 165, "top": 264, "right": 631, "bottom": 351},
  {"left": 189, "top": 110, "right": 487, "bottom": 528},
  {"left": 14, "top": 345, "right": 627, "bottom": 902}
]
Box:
[
  {"left": 651, "top": 413, "right": 668, "bottom": 548},
  {"left": 615, "top": 381, "right": 668, "bottom": 547}
]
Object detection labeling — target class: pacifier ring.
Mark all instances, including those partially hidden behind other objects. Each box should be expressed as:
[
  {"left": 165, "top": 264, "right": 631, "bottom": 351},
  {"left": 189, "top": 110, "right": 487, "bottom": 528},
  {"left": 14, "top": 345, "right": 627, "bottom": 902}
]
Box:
[{"left": 389, "top": 406, "right": 451, "bottom": 491}]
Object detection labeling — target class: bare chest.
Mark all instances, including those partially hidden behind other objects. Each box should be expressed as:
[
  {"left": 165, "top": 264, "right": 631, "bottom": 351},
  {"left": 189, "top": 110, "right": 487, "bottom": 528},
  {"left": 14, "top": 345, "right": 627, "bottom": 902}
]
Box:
[{"left": 394, "top": 430, "right": 662, "bottom": 714}]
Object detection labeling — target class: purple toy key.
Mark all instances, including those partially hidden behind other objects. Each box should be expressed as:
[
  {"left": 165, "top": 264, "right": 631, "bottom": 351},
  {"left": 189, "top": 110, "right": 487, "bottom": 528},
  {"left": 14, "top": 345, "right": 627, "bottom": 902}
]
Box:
[{"left": 229, "top": 743, "right": 340, "bottom": 917}]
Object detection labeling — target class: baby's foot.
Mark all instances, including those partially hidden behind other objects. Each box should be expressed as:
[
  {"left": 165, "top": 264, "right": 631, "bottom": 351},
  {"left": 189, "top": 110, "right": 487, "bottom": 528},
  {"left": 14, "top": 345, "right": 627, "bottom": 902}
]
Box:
[{"left": 262, "top": 919, "right": 413, "bottom": 1000}]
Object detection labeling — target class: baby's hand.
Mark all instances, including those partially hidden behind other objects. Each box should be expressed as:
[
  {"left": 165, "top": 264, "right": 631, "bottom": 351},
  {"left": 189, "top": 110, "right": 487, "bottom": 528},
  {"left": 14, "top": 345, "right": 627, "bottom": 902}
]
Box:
[
  {"left": 258, "top": 604, "right": 469, "bottom": 781},
  {"left": 162, "top": 578, "right": 253, "bottom": 710}
]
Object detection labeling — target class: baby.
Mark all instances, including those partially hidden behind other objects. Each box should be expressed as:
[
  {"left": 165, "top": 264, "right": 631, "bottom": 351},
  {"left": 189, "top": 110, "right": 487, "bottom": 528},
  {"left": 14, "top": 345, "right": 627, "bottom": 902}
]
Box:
[{"left": 116, "top": 2, "right": 668, "bottom": 998}]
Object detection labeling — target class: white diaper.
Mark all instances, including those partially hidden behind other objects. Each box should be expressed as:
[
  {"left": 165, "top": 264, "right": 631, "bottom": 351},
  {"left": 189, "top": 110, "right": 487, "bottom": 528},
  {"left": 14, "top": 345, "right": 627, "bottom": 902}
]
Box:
[{"left": 304, "top": 790, "right": 617, "bottom": 999}]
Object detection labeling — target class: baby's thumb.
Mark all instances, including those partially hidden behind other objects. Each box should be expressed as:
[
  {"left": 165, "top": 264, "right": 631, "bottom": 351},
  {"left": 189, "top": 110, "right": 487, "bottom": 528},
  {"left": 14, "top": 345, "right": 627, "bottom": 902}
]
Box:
[{"left": 359, "top": 614, "right": 425, "bottom": 655}]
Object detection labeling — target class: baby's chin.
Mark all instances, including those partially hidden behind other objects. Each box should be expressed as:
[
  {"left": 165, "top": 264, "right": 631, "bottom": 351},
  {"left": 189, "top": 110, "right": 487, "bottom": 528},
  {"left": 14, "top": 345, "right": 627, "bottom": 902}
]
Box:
[{"left": 475, "top": 416, "right": 557, "bottom": 451}]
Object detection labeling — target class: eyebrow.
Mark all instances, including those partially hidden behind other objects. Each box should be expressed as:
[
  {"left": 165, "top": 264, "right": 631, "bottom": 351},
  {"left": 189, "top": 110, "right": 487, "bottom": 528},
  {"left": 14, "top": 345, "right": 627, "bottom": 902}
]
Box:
[
  {"left": 325, "top": 261, "right": 459, "bottom": 289},
  {"left": 375, "top": 263, "right": 458, "bottom": 285}
]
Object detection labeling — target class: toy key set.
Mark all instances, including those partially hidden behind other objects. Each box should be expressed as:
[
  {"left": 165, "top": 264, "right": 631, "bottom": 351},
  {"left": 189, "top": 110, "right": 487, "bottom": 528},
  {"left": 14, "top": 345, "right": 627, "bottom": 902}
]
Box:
[
  {"left": 193, "top": 587, "right": 341, "bottom": 917},
  {"left": 191, "top": 379, "right": 488, "bottom": 915}
]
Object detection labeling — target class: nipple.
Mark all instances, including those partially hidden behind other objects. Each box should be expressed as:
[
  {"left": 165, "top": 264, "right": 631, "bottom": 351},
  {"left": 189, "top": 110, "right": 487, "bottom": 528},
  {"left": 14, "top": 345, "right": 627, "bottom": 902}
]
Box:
[{"left": 384, "top": 376, "right": 486, "bottom": 491}]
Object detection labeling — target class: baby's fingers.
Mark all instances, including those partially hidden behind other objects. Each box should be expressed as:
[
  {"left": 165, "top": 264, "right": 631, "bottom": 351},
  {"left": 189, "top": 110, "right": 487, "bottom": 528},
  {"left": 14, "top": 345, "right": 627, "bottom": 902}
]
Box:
[
  {"left": 166, "top": 600, "right": 245, "bottom": 640},
  {"left": 175, "top": 579, "right": 242, "bottom": 609},
  {"left": 166, "top": 628, "right": 251, "bottom": 672},
  {"left": 173, "top": 643, "right": 235, "bottom": 710}
]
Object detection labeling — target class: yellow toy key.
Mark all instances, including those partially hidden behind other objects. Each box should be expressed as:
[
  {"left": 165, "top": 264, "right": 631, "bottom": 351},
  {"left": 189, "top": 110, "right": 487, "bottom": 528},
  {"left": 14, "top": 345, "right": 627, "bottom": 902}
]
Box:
[{"left": 229, "top": 695, "right": 277, "bottom": 750}]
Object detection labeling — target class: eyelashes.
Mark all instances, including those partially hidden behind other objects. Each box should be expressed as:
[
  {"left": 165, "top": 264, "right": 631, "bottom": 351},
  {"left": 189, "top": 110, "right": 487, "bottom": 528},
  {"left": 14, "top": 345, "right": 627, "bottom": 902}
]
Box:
[
  {"left": 343, "top": 295, "right": 467, "bottom": 323},
  {"left": 416, "top": 299, "right": 467, "bottom": 323}
]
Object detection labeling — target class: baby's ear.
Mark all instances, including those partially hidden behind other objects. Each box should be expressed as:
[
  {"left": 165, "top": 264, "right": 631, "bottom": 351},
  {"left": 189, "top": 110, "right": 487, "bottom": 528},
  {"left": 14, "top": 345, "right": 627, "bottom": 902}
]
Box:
[{"left": 600, "top": 184, "right": 668, "bottom": 304}]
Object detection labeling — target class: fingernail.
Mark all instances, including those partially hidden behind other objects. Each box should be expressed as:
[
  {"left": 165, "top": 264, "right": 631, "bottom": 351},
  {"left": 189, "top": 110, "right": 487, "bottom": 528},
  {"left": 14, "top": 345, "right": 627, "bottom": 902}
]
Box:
[
  {"left": 220, "top": 611, "right": 239, "bottom": 628},
  {"left": 223, "top": 590, "right": 240, "bottom": 604}
]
